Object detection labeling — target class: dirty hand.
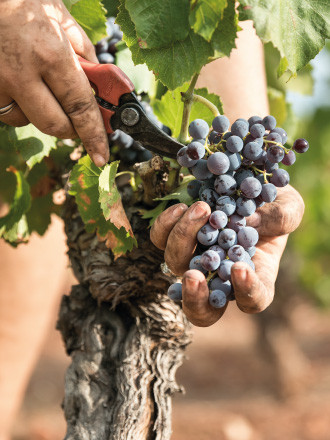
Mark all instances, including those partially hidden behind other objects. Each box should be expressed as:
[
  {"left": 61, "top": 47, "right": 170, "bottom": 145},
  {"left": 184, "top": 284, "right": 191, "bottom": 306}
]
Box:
[
  {"left": 150, "top": 185, "right": 304, "bottom": 327},
  {"left": 0, "top": 0, "right": 109, "bottom": 166}
]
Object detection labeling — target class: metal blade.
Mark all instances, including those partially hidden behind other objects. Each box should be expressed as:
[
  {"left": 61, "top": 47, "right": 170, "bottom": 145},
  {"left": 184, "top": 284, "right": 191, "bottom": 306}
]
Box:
[{"left": 110, "top": 93, "right": 183, "bottom": 159}]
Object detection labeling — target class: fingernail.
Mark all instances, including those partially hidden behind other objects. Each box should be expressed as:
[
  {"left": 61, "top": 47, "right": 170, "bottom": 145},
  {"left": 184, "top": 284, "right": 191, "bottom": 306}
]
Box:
[
  {"left": 184, "top": 276, "right": 200, "bottom": 290},
  {"left": 246, "top": 212, "right": 261, "bottom": 228},
  {"left": 92, "top": 154, "right": 107, "bottom": 167},
  {"left": 189, "top": 203, "right": 209, "bottom": 220},
  {"left": 173, "top": 204, "right": 188, "bottom": 218},
  {"left": 232, "top": 265, "right": 248, "bottom": 284}
]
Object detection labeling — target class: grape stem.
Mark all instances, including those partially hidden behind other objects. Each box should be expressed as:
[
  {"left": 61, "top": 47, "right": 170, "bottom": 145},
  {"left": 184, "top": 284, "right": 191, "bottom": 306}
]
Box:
[
  {"left": 192, "top": 94, "right": 220, "bottom": 117},
  {"left": 178, "top": 73, "right": 200, "bottom": 144}
]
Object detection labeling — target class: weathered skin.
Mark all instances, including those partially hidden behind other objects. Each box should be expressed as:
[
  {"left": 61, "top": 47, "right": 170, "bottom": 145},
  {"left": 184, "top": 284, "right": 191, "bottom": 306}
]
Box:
[
  {"left": 151, "top": 185, "right": 305, "bottom": 326},
  {"left": 0, "top": 0, "right": 109, "bottom": 166}
]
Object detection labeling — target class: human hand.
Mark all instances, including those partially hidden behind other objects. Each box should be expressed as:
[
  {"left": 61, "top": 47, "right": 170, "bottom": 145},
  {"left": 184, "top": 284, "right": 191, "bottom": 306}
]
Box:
[
  {"left": 150, "top": 185, "right": 304, "bottom": 327},
  {"left": 0, "top": 0, "right": 109, "bottom": 166}
]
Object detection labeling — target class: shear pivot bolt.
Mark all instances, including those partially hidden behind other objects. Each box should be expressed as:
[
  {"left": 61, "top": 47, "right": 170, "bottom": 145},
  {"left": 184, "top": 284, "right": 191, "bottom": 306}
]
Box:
[{"left": 121, "top": 108, "right": 139, "bottom": 126}]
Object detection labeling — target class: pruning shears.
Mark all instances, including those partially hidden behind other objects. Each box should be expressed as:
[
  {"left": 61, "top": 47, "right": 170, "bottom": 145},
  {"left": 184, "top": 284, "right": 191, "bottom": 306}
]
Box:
[{"left": 79, "top": 57, "right": 183, "bottom": 158}]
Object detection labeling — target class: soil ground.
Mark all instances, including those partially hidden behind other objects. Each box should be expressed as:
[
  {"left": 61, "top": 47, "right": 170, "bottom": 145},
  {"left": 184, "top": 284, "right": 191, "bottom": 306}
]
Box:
[{"left": 11, "top": 284, "right": 330, "bottom": 440}]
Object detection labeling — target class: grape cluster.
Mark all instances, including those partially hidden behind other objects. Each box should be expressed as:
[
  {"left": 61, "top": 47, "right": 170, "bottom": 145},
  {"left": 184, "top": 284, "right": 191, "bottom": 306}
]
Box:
[
  {"left": 95, "top": 17, "right": 123, "bottom": 65},
  {"left": 168, "top": 115, "right": 309, "bottom": 308}
]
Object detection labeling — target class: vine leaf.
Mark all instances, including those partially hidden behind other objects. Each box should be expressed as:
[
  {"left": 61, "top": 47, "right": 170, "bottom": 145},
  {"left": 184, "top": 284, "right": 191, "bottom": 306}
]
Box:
[
  {"left": 153, "top": 86, "right": 223, "bottom": 138},
  {"left": 9, "top": 125, "right": 57, "bottom": 170},
  {"left": 0, "top": 167, "right": 31, "bottom": 246},
  {"left": 62, "top": 0, "right": 81, "bottom": 9},
  {"left": 125, "top": 0, "right": 190, "bottom": 49},
  {"left": 189, "top": 0, "right": 227, "bottom": 41},
  {"left": 139, "top": 201, "right": 168, "bottom": 227},
  {"left": 210, "top": 0, "right": 240, "bottom": 57},
  {"left": 70, "top": 0, "right": 107, "bottom": 44},
  {"left": 69, "top": 155, "right": 136, "bottom": 256},
  {"left": 238, "top": 0, "right": 330, "bottom": 75},
  {"left": 267, "top": 87, "right": 287, "bottom": 126},
  {"left": 102, "top": 0, "right": 120, "bottom": 16},
  {"left": 154, "top": 175, "right": 196, "bottom": 205}
]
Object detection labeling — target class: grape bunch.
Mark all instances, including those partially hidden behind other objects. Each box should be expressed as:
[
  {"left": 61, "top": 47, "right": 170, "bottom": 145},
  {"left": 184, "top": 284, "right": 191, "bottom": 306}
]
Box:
[
  {"left": 95, "top": 17, "right": 123, "bottom": 65},
  {"left": 168, "top": 114, "right": 309, "bottom": 308}
]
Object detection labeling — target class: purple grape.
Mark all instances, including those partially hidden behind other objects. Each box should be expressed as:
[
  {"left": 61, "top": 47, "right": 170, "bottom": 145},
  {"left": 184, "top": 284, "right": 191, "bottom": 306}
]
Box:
[
  {"left": 231, "top": 119, "right": 249, "bottom": 138},
  {"left": 265, "top": 160, "right": 279, "bottom": 173},
  {"left": 187, "top": 179, "right": 202, "bottom": 199},
  {"left": 293, "top": 138, "right": 309, "bottom": 153},
  {"left": 271, "top": 127, "right": 288, "bottom": 144},
  {"left": 236, "top": 197, "right": 256, "bottom": 216},
  {"left": 222, "top": 131, "right": 232, "bottom": 140},
  {"left": 207, "top": 152, "right": 230, "bottom": 175},
  {"left": 227, "top": 214, "right": 246, "bottom": 232},
  {"left": 262, "top": 115, "right": 277, "bottom": 130},
  {"left": 191, "top": 159, "right": 213, "bottom": 180},
  {"left": 282, "top": 150, "right": 296, "bottom": 166},
  {"left": 216, "top": 196, "right": 236, "bottom": 216},
  {"left": 218, "top": 228, "right": 237, "bottom": 249},
  {"left": 226, "top": 135, "right": 244, "bottom": 153},
  {"left": 200, "top": 188, "right": 218, "bottom": 208},
  {"left": 235, "top": 169, "right": 254, "bottom": 187},
  {"left": 197, "top": 223, "right": 219, "bottom": 246},
  {"left": 209, "top": 278, "right": 232, "bottom": 296},
  {"left": 218, "top": 260, "right": 234, "bottom": 281},
  {"left": 254, "top": 195, "right": 265, "bottom": 208},
  {"left": 209, "top": 131, "right": 221, "bottom": 144},
  {"left": 95, "top": 39, "right": 109, "bottom": 54},
  {"left": 177, "top": 146, "right": 198, "bottom": 167},
  {"left": 240, "top": 177, "right": 262, "bottom": 198},
  {"left": 187, "top": 141, "right": 205, "bottom": 160},
  {"left": 248, "top": 115, "right": 262, "bottom": 128},
  {"left": 243, "top": 142, "right": 263, "bottom": 161},
  {"left": 267, "top": 145, "right": 285, "bottom": 163},
  {"left": 189, "top": 255, "right": 207, "bottom": 274},
  {"left": 212, "top": 115, "right": 230, "bottom": 133},
  {"left": 237, "top": 226, "right": 259, "bottom": 249},
  {"left": 209, "top": 245, "right": 226, "bottom": 261},
  {"left": 189, "top": 119, "right": 209, "bottom": 139},
  {"left": 260, "top": 183, "right": 277, "bottom": 202},
  {"left": 270, "top": 168, "right": 290, "bottom": 187},
  {"left": 253, "top": 149, "right": 267, "bottom": 165},
  {"left": 214, "top": 175, "right": 237, "bottom": 195},
  {"left": 209, "top": 210, "right": 228, "bottom": 229},
  {"left": 227, "top": 245, "right": 246, "bottom": 262},
  {"left": 246, "top": 246, "right": 256, "bottom": 257},
  {"left": 201, "top": 250, "right": 221, "bottom": 271},
  {"left": 267, "top": 132, "right": 283, "bottom": 144},
  {"left": 250, "top": 123, "right": 265, "bottom": 139},
  {"left": 98, "top": 52, "right": 115, "bottom": 64},
  {"left": 167, "top": 283, "right": 182, "bottom": 301},
  {"left": 209, "top": 290, "right": 227, "bottom": 308},
  {"left": 225, "top": 151, "right": 242, "bottom": 171}
]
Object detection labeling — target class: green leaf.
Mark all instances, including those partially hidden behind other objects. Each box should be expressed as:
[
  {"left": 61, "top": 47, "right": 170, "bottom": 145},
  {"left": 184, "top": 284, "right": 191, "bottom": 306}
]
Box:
[
  {"left": 62, "top": 0, "right": 81, "bottom": 10},
  {"left": 115, "top": 47, "right": 156, "bottom": 94},
  {"left": 267, "top": 87, "right": 287, "bottom": 126},
  {"left": 117, "top": 2, "right": 213, "bottom": 89},
  {"left": 69, "top": 155, "right": 136, "bottom": 256},
  {"left": 238, "top": 0, "right": 330, "bottom": 75},
  {"left": 26, "top": 194, "right": 53, "bottom": 236},
  {"left": 2, "top": 216, "right": 29, "bottom": 247},
  {"left": 0, "top": 168, "right": 31, "bottom": 245},
  {"left": 152, "top": 85, "right": 223, "bottom": 138},
  {"left": 9, "top": 125, "right": 57, "bottom": 170},
  {"left": 125, "top": 0, "right": 190, "bottom": 49},
  {"left": 71, "top": 0, "right": 107, "bottom": 44},
  {"left": 210, "top": 0, "right": 240, "bottom": 57},
  {"left": 154, "top": 175, "right": 196, "bottom": 205},
  {"left": 139, "top": 201, "right": 168, "bottom": 227},
  {"left": 102, "top": 0, "right": 120, "bottom": 16},
  {"left": 189, "top": 0, "right": 227, "bottom": 41}
]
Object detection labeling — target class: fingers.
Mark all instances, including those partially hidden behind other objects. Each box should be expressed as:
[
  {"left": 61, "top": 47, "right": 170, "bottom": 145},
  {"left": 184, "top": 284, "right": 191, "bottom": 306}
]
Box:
[
  {"left": 40, "top": 35, "right": 109, "bottom": 167},
  {"left": 246, "top": 185, "right": 305, "bottom": 237},
  {"left": 164, "top": 201, "right": 211, "bottom": 276},
  {"left": 0, "top": 95, "right": 28, "bottom": 127},
  {"left": 232, "top": 234, "right": 288, "bottom": 313},
  {"left": 182, "top": 270, "right": 227, "bottom": 327},
  {"left": 150, "top": 203, "right": 188, "bottom": 250}
]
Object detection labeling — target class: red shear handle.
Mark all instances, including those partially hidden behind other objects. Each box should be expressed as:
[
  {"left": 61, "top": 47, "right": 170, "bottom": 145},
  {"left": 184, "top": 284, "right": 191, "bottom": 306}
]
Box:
[{"left": 78, "top": 56, "right": 135, "bottom": 133}]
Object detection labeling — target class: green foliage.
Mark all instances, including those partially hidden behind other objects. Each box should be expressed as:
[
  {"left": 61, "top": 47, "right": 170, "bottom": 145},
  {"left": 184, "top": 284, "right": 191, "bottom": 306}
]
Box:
[
  {"left": 267, "top": 87, "right": 287, "bottom": 126},
  {"left": 139, "top": 201, "right": 167, "bottom": 227},
  {"left": 155, "top": 175, "right": 196, "bottom": 205},
  {"left": 102, "top": 0, "right": 120, "bottom": 16},
  {"left": 189, "top": 0, "right": 227, "bottom": 41},
  {"left": 239, "top": 0, "right": 330, "bottom": 76},
  {"left": 152, "top": 85, "right": 223, "bottom": 138},
  {"left": 71, "top": 0, "right": 107, "bottom": 44}
]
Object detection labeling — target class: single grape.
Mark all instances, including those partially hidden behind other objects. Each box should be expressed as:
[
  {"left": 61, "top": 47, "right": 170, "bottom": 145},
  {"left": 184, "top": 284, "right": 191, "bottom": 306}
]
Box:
[
  {"left": 207, "top": 152, "right": 230, "bottom": 175},
  {"left": 212, "top": 115, "right": 230, "bottom": 133},
  {"left": 218, "top": 260, "right": 234, "bottom": 281},
  {"left": 209, "top": 245, "right": 226, "bottom": 261},
  {"left": 227, "top": 245, "right": 246, "bottom": 262},
  {"left": 95, "top": 39, "right": 109, "bottom": 54},
  {"left": 193, "top": 138, "right": 206, "bottom": 145},
  {"left": 260, "top": 183, "right": 277, "bottom": 202},
  {"left": 201, "top": 250, "right": 221, "bottom": 271},
  {"left": 226, "top": 135, "right": 244, "bottom": 153},
  {"left": 265, "top": 160, "right": 279, "bottom": 173},
  {"left": 227, "top": 214, "right": 246, "bottom": 232},
  {"left": 246, "top": 246, "right": 256, "bottom": 258},
  {"left": 189, "top": 255, "right": 207, "bottom": 274},
  {"left": 267, "top": 145, "right": 285, "bottom": 163},
  {"left": 282, "top": 150, "right": 296, "bottom": 166},
  {"left": 222, "top": 131, "right": 232, "bottom": 140},
  {"left": 97, "top": 52, "right": 115, "bottom": 64},
  {"left": 267, "top": 132, "right": 283, "bottom": 144},
  {"left": 253, "top": 149, "right": 267, "bottom": 165},
  {"left": 209, "top": 278, "right": 232, "bottom": 296},
  {"left": 214, "top": 174, "right": 237, "bottom": 195},
  {"left": 187, "top": 141, "right": 205, "bottom": 160},
  {"left": 262, "top": 115, "right": 277, "bottom": 130},
  {"left": 243, "top": 142, "right": 263, "bottom": 161},
  {"left": 271, "top": 127, "right": 288, "bottom": 144},
  {"left": 244, "top": 134, "right": 263, "bottom": 147},
  {"left": 240, "top": 177, "right": 262, "bottom": 198},
  {"left": 293, "top": 138, "right": 309, "bottom": 153},
  {"left": 231, "top": 119, "right": 249, "bottom": 138},
  {"left": 209, "top": 290, "right": 227, "bottom": 308},
  {"left": 216, "top": 196, "right": 236, "bottom": 216},
  {"left": 209, "top": 210, "right": 228, "bottom": 229},
  {"left": 197, "top": 223, "right": 219, "bottom": 246},
  {"left": 218, "top": 228, "right": 237, "bottom": 249},
  {"left": 167, "top": 283, "right": 182, "bottom": 301},
  {"left": 270, "top": 168, "right": 290, "bottom": 187},
  {"left": 189, "top": 119, "right": 209, "bottom": 139},
  {"left": 177, "top": 146, "right": 198, "bottom": 168},
  {"left": 187, "top": 179, "right": 202, "bottom": 199},
  {"left": 237, "top": 226, "right": 259, "bottom": 249},
  {"left": 235, "top": 169, "right": 254, "bottom": 187},
  {"left": 255, "top": 173, "right": 267, "bottom": 185},
  {"left": 191, "top": 159, "right": 213, "bottom": 180},
  {"left": 225, "top": 151, "right": 242, "bottom": 171},
  {"left": 200, "top": 188, "right": 218, "bottom": 208},
  {"left": 108, "top": 38, "right": 120, "bottom": 55},
  {"left": 254, "top": 195, "right": 265, "bottom": 208},
  {"left": 250, "top": 123, "right": 265, "bottom": 139},
  {"left": 248, "top": 115, "right": 262, "bottom": 128},
  {"left": 236, "top": 197, "right": 257, "bottom": 217}
]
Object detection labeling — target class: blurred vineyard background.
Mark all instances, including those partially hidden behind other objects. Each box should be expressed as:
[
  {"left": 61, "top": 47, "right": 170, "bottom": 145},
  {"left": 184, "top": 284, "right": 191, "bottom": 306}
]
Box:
[{"left": 11, "top": 43, "right": 330, "bottom": 440}]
